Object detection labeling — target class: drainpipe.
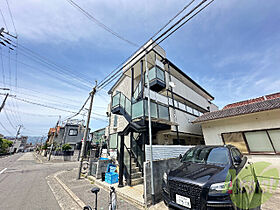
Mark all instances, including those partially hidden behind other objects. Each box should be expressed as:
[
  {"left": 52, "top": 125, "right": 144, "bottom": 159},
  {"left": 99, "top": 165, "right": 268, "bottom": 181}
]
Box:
[
  {"left": 145, "top": 53, "right": 155, "bottom": 205},
  {"left": 167, "top": 62, "right": 180, "bottom": 141}
]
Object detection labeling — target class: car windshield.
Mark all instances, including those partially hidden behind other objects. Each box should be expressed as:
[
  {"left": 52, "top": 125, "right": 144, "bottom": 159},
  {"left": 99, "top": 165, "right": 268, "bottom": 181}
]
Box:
[{"left": 181, "top": 147, "right": 230, "bottom": 165}]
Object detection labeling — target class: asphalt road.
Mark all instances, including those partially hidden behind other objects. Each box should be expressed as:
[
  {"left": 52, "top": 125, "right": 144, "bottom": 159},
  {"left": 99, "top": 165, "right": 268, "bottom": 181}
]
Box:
[{"left": 0, "top": 152, "right": 77, "bottom": 210}]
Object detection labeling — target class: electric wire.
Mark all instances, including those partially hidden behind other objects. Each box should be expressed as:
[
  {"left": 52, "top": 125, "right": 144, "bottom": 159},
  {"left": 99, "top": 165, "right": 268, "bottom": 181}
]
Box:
[
  {"left": 3, "top": 109, "right": 17, "bottom": 130},
  {"left": 97, "top": 0, "right": 197, "bottom": 88},
  {"left": 0, "top": 50, "right": 90, "bottom": 92},
  {"left": 0, "top": 121, "right": 13, "bottom": 136},
  {"left": 63, "top": 95, "right": 90, "bottom": 121},
  {"left": 0, "top": 36, "right": 93, "bottom": 88},
  {"left": 0, "top": 8, "right": 8, "bottom": 31},
  {"left": 5, "top": 0, "right": 17, "bottom": 35},
  {"left": 97, "top": 0, "right": 213, "bottom": 90},
  {"left": 0, "top": 93, "right": 107, "bottom": 119},
  {"left": 65, "top": 0, "right": 138, "bottom": 47}
]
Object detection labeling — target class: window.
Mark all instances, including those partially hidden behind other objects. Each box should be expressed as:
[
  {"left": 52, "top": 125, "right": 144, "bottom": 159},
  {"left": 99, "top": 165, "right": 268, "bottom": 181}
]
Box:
[
  {"left": 181, "top": 147, "right": 229, "bottom": 165},
  {"left": 68, "top": 129, "right": 78, "bottom": 136},
  {"left": 109, "top": 133, "right": 118, "bottom": 149},
  {"left": 186, "top": 106, "right": 192, "bottom": 113},
  {"left": 223, "top": 129, "right": 280, "bottom": 154},
  {"left": 245, "top": 131, "right": 274, "bottom": 152},
  {"left": 193, "top": 109, "right": 199, "bottom": 116},
  {"left": 113, "top": 115, "right": 118, "bottom": 127},
  {"left": 231, "top": 148, "right": 242, "bottom": 161},
  {"left": 267, "top": 130, "right": 280, "bottom": 152},
  {"left": 222, "top": 132, "right": 248, "bottom": 153}
]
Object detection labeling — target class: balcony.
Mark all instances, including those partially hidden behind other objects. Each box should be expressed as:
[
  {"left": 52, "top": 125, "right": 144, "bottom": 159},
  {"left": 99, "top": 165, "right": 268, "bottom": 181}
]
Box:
[
  {"left": 132, "top": 99, "right": 170, "bottom": 123},
  {"left": 146, "top": 66, "right": 166, "bottom": 92},
  {"left": 111, "top": 92, "right": 131, "bottom": 117}
]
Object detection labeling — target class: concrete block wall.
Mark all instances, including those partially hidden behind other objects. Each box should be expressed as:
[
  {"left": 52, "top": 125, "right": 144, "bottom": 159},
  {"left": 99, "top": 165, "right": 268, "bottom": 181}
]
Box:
[
  {"left": 145, "top": 145, "right": 192, "bottom": 161},
  {"left": 143, "top": 157, "right": 181, "bottom": 205},
  {"left": 89, "top": 159, "right": 112, "bottom": 179}
]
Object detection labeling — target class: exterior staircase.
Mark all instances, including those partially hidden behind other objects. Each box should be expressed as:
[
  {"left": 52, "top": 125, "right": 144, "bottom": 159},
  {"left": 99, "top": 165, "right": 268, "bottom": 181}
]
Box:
[{"left": 130, "top": 157, "right": 143, "bottom": 186}]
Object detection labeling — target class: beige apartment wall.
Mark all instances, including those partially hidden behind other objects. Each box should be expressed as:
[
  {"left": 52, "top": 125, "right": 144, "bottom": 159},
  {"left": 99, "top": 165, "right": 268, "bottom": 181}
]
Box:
[
  {"left": 112, "top": 75, "right": 131, "bottom": 98},
  {"left": 155, "top": 131, "right": 203, "bottom": 145},
  {"left": 201, "top": 109, "right": 280, "bottom": 145},
  {"left": 172, "top": 109, "right": 203, "bottom": 135}
]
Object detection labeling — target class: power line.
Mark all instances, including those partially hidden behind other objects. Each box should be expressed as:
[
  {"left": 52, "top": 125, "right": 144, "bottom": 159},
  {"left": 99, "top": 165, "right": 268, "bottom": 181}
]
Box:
[
  {"left": 0, "top": 8, "right": 8, "bottom": 31},
  {"left": 4, "top": 108, "right": 60, "bottom": 117},
  {"left": 0, "top": 93, "right": 107, "bottom": 119},
  {"left": 0, "top": 35, "right": 93, "bottom": 88},
  {"left": 5, "top": 0, "right": 17, "bottom": 36},
  {"left": 96, "top": 0, "right": 197, "bottom": 87},
  {"left": 0, "top": 47, "right": 6, "bottom": 85},
  {"left": 98, "top": 0, "right": 213, "bottom": 90},
  {"left": 64, "top": 95, "right": 90, "bottom": 121},
  {"left": 0, "top": 121, "right": 13, "bottom": 136},
  {"left": 0, "top": 80, "right": 103, "bottom": 107},
  {"left": 3, "top": 109, "right": 17, "bottom": 130},
  {"left": 0, "top": 49, "right": 91, "bottom": 92},
  {"left": 65, "top": 0, "right": 138, "bottom": 47}
]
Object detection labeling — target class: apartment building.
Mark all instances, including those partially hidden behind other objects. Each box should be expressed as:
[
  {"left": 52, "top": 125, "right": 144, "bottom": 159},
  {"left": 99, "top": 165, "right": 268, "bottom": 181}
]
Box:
[
  {"left": 48, "top": 119, "right": 87, "bottom": 149},
  {"left": 107, "top": 40, "right": 217, "bottom": 186}
]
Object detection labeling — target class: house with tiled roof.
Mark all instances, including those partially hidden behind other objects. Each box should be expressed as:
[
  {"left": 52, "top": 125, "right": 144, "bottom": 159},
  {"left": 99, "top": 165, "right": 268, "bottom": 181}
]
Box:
[{"left": 194, "top": 92, "right": 280, "bottom": 170}]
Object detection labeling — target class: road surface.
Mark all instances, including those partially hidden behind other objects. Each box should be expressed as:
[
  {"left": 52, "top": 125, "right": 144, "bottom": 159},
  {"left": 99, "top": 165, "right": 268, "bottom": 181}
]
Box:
[{"left": 0, "top": 152, "right": 77, "bottom": 210}]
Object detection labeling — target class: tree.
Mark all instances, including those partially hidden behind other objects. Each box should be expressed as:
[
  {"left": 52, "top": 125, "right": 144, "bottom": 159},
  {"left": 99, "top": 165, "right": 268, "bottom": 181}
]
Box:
[{"left": 0, "top": 138, "right": 13, "bottom": 154}]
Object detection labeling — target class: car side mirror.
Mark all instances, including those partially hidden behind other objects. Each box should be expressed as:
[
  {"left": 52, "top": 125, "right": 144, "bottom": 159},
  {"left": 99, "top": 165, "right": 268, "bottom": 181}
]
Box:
[
  {"left": 234, "top": 156, "right": 242, "bottom": 165},
  {"left": 179, "top": 154, "right": 182, "bottom": 160}
]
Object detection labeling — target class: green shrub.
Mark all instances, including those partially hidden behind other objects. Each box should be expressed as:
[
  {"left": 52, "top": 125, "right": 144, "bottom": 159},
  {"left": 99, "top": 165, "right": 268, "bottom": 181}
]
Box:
[
  {"left": 62, "top": 144, "right": 72, "bottom": 151},
  {"left": 0, "top": 138, "right": 13, "bottom": 154}
]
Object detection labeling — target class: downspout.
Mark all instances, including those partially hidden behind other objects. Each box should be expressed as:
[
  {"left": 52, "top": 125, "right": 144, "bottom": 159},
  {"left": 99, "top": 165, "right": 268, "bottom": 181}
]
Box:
[
  {"left": 167, "top": 61, "right": 180, "bottom": 141},
  {"left": 145, "top": 53, "right": 155, "bottom": 205}
]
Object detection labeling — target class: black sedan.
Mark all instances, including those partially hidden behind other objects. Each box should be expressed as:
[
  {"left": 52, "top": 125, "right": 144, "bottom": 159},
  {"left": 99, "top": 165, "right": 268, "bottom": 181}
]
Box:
[{"left": 162, "top": 145, "right": 262, "bottom": 210}]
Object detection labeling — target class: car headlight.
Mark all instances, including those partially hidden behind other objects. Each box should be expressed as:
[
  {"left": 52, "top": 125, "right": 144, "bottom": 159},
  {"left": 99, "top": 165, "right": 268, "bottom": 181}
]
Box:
[
  {"left": 209, "top": 181, "right": 232, "bottom": 194},
  {"left": 163, "top": 172, "right": 168, "bottom": 184}
]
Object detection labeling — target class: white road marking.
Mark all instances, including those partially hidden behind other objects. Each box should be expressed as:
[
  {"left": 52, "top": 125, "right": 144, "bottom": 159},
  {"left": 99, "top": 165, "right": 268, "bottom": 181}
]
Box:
[{"left": 0, "top": 168, "right": 7, "bottom": 174}]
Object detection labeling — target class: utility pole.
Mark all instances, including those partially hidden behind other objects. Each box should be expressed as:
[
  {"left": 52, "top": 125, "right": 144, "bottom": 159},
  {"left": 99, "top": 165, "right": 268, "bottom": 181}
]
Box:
[
  {"left": 15, "top": 125, "right": 23, "bottom": 139},
  {"left": 145, "top": 54, "right": 155, "bottom": 204},
  {"left": 0, "top": 93, "right": 9, "bottom": 112},
  {"left": 77, "top": 81, "right": 97, "bottom": 179},
  {"left": 48, "top": 115, "right": 61, "bottom": 161},
  {"left": 15, "top": 125, "right": 23, "bottom": 153}
]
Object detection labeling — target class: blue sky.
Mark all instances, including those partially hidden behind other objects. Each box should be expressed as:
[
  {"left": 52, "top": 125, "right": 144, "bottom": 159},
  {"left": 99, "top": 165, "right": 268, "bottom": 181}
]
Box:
[{"left": 0, "top": 0, "right": 279, "bottom": 136}]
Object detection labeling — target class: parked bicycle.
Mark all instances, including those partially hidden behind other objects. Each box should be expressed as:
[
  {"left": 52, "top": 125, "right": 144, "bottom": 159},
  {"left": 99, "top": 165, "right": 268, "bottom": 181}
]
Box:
[{"left": 83, "top": 186, "right": 117, "bottom": 210}]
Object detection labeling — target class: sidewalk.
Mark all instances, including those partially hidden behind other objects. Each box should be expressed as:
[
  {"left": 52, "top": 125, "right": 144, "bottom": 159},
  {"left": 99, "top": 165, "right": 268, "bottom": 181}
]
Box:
[
  {"left": 86, "top": 175, "right": 145, "bottom": 209},
  {"left": 33, "top": 152, "right": 71, "bottom": 163},
  {"left": 56, "top": 168, "right": 137, "bottom": 210}
]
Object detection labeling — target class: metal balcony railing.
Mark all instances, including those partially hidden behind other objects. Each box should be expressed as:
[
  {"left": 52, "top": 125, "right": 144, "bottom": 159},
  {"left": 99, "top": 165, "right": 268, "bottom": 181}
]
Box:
[
  {"left": 131, "top": 99, "right": 170, "bottom": 121},
  {"left": 145, "top": 66, "right": 165, "bottom": 84},
  {"left": 111, "top": 92, "right": 131, "bottom": 116}
]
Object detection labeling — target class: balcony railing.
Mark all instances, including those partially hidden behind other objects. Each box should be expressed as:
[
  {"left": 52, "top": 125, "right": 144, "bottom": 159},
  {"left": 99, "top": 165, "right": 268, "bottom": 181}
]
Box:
[
  {"left": 148, "top": 66, "right": 165, "bottom": 83},
  {"left": 132, "top": 99, "right": 170, "bottom": 121},
  {"left": 145, "top": 66, "right": 166, "bottom": 92},
  {"left": 111, "top": 92, "right": 131, "bottom": 116}
]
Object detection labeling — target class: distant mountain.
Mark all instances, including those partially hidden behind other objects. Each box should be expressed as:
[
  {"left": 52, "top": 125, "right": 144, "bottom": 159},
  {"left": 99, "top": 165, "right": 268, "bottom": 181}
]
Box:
[{"left": 27, "top": 136, "right": 47, "bottom": 145}]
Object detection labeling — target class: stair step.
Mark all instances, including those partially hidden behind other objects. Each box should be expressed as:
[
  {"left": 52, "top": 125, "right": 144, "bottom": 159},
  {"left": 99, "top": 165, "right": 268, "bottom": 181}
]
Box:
[
  {"left": 131, "top": 177, "right": 143, "bottom": 186},
  {"left": 131, "top": 162, "right": 137, "bottom": 168},
  {"left": 131, "top": 167, "right": 140, "bottom": 173},
  {"left": 131, "top": 171, "right": 142, "bottom": 179}
]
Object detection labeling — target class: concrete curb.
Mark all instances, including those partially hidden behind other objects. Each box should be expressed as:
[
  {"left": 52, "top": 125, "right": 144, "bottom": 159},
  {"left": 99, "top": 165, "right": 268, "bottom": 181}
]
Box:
[
  {"left": 54, "top": 170, "right": 86, "bottom": 209},
  {"left": 86, "top": 175, "right": 146, "bottom": 210}
]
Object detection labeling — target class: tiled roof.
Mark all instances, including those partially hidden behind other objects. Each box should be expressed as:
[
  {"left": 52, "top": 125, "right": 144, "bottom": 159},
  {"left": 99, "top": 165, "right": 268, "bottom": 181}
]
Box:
[
  {"left": 194, "top": 95, "right": 280, "bottom": 123},
  {"left": 223, "top": 92, "right": 280, "bottom": 109}
]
